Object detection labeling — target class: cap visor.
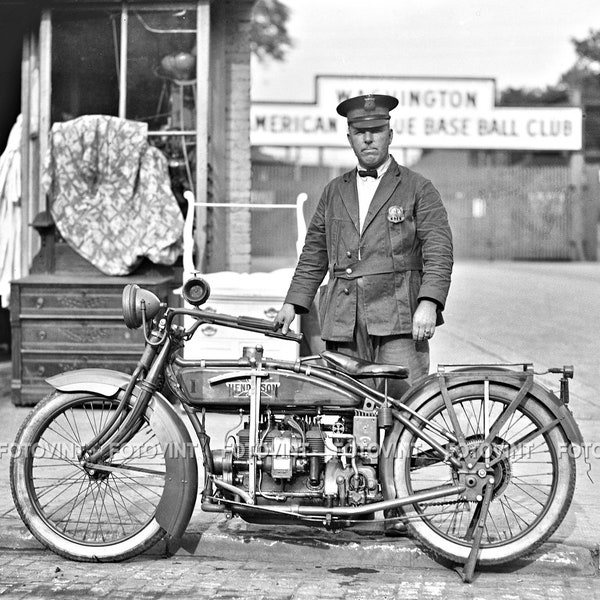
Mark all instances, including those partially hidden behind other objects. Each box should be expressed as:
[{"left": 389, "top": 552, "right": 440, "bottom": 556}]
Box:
[{"left": 348, "top": 118, "right": 389, "bottom": 129}]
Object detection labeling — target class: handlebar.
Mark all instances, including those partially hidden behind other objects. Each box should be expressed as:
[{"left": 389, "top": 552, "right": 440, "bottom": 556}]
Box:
[{"left": 170, "top": 306, "right": 303, "bottom": 343}]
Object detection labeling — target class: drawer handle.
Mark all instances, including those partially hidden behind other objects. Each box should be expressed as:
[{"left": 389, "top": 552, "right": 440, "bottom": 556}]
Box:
[
  {"left": 36, "top": 297, "right": 45, "bottom": 309},
  {"left": 37, "top": 365, "right": 46, "bottom": 377},
  {"left": 201, "top": 325, "right": 218, "bottom": 337},
  {"left": 263, "top": 307, "right": 279, "bottom": 319},
  {"left": 38, "top": 330, "right": 47, "bottom": 340}
]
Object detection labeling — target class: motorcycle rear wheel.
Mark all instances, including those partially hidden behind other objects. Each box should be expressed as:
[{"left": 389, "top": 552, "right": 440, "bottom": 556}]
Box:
[
  {"left": 10, "top": 391, "right": 168, "bottom": 561},
  {"left": 393, "top": 383, "right": 576, "bottom": 565}
]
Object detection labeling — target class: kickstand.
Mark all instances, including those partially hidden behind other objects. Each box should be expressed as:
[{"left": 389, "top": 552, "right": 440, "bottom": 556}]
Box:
[{"left": 460, "top": 477, "right": 495, "bottom": 583}]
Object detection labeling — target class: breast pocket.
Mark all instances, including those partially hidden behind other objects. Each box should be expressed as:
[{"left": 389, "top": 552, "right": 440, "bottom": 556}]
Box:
[
  {"left": 329, "top": 218, "right": 356, "bottom": 264},
  {"left": 389, "top": 214, "right": 416, "bottom": 256}
]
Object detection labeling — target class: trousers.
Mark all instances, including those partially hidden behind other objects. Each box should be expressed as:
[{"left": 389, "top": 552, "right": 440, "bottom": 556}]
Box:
[{"left": 325, "top": 277, "right": 429, "bottom": 399}]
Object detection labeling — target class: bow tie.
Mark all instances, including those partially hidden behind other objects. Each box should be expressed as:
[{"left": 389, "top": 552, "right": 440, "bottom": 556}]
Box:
[{"left": 358, "top": 168, "right": 378, "bottom": 179}]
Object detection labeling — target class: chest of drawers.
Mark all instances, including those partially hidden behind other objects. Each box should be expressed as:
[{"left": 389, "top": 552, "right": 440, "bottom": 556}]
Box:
[{"left": 10, "top": 273, "right": 173, "bottom": 406}]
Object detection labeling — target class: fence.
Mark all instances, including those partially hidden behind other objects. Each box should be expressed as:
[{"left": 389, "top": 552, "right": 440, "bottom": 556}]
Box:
[
  {"left": 250, "top": 163, "right": 345, "bottom": 270},
  {"left": 251, "top": 161, "right": 581, "bottom": 267},
  {"left": 419, "top": 164, "right": 573, "bottom": 260}
]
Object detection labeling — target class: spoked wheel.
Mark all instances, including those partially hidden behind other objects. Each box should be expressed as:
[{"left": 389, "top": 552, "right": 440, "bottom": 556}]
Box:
[
  {"left": 392, "top": 383, "right": 576, "bottom": 565},
  {"left": 10, "top": 391, "right": 168, "bottom": 561}
]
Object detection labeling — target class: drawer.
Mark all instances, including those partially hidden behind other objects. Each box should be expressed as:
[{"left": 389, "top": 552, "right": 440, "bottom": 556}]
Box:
[
  {"left": 181, "top": 289, "right": 299, "bottom": 361},
  {"left": 18, "top": 288, "right": 123, "bottom": 316},
  {"left": 13, "top": 353, "right": 140, "bottom": 406},
  {"left": 20, "top": 352, "right": 139, "bottom": 384},
  {"left": 13, "top": 275, "right": 173, "bottom": 317},
  {"left": 184, "top": 328, "right": 300, "bottom": 361},
  {"left": 203, "top": 295, "right": 285, "bottom": 322},
  {"left": 20, "top": 319, "right": 143, "bottom": 350}
]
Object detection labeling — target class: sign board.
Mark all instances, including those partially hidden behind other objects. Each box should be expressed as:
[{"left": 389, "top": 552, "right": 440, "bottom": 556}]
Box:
[{"left": 251, "top": 76, "right": 583, "bottom": 151}]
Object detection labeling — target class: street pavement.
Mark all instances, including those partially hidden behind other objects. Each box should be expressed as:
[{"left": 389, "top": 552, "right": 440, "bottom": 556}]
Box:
[{"left": 0, "top": 260, "right": 599, "bottom": 599}]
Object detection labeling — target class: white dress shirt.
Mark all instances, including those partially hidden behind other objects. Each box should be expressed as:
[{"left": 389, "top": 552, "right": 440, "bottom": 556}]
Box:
[{"left": 356, "top": 155, "right": 392, "bottom": 234}]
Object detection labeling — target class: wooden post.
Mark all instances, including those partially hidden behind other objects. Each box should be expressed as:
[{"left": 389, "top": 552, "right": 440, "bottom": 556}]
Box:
[
  {"left": 39, "top": 10, "right": 51, "bottom": 216},
  {"left": 569, "top": 152, "right": 586, "bottom": 261},
  {"left": 194, "top": 1, "right": 211, "bottom": 272},
  {"left": 118, "top": 4, "right": 128, "bottom": 119},
  {"left": 20, "top": 32, "right": 33, "bottom": 276},
  {"left": 568, "top": 89, "right": 588, "bottom": 261}
]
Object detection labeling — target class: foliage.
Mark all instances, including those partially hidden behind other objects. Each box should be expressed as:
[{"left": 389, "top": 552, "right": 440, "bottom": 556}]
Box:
[
  {"left": 571, "top": 29, "right": 600, "bottom": 71},
  {"left": 500, "top": 86, "right": 569, "bottom": 106},
  {"left": 250, "top": 0, "right": 293, "bottom": 62},
  {"left": 560, "top": 29, "right": 600, "bottom": 102},
  {"left": 500, "top": 29, "right": 600, "bottom": 105}
]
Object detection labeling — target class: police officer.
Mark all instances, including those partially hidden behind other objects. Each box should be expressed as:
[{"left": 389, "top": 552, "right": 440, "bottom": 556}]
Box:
[{"left": 275, "top": 93, "right": 453, "bottom": 391}]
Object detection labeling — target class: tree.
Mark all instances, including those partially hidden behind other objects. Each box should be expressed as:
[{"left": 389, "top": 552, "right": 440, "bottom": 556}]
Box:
[
  {"left": 572, "top": 29, "right": 600, "bottom": 73},
  {"left": 500, "top": 29, "right": 600, "bottom": 106},
  {"left": 250, "top": 0, "right": 293, "bottom": 62},
  {"left": 560, "top": 29, "right": 600, "bottom": 102},
  {"left": 500, "top": 86, "right": 569, "bottom": 106}
]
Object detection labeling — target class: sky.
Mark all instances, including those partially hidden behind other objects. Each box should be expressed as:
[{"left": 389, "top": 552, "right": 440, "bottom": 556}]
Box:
[{"left": 251, "top": 0, "right": 599, "bottom": 102}]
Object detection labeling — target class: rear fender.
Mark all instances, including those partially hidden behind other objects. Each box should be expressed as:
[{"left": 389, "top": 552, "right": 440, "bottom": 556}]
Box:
[
  {"left": 47, "top": 368, "right": 198, "bottom": 540},
  {"left": 397, "top": 369, "right": 583, "bottom": 446},
  {"left": 380, "top": 369, "right": 584, "bottom": 500}
]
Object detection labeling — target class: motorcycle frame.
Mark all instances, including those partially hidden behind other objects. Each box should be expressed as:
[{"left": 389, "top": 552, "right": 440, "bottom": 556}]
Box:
[
  {"left": 82, "top": 304, "right": 580, "bottom": 516},
  {"left": 43, "top": 301, "right": 584, "bottom": 582}
]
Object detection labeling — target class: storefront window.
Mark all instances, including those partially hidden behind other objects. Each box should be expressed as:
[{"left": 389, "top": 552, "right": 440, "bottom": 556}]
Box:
[
  {"left": 50, "top": 6, "right": 198, "bottom": 199},
  {"left": 51, "top": 9, "right": 120, "bottom": 121}
]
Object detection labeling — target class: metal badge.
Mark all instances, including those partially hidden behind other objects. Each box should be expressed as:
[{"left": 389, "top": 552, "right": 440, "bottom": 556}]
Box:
[
  {"left": 387, "top": 205, "right": 405, "bottom": 223},
  {"left": 364, "top": 96, "right": 376, "bottom": 111}
]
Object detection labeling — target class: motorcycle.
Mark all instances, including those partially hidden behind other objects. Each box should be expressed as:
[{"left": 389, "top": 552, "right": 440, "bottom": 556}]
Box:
[{"left": 10, "top": 276, "right": 583, "bottom": 583}]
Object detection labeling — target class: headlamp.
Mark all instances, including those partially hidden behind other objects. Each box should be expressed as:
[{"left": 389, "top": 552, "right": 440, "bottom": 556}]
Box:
[{"left": 122, "top": 284, "right": 162, "bottom": 329}]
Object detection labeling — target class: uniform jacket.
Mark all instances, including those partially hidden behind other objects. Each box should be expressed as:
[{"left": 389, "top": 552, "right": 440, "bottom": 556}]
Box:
[{"left": 284, "top": 157, "right": 453, "bottom": 342}]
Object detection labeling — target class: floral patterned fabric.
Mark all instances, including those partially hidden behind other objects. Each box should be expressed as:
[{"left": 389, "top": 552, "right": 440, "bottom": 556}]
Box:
[{"left": 43, "top": 115, "right": 184, "bottom": 275}]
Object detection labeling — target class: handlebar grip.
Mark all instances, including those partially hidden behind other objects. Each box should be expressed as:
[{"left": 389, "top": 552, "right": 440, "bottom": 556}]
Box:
[
  {"left": 236, "top": 315, "right": 303, "bottom": 343},
  {"left": 267, "top": 329, "right": 303, "bottom": 343},
  {"left": 236, "top": 315, "right": 279, "bottom": 330}
]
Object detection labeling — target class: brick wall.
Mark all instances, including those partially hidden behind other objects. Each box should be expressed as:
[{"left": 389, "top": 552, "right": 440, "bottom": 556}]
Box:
[{"left": 223, "top": 0, "right": 253, "bottom": 272}]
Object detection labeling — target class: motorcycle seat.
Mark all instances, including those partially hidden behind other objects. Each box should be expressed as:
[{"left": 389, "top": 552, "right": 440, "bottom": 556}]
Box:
[{"left": 320, "top": 351, "right": 409, "bottom": 379}]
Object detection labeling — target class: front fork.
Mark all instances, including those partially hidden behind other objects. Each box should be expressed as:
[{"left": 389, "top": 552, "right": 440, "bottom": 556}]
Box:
[{"left": 83, "top": 334, "right": 172, "bottom": 464}]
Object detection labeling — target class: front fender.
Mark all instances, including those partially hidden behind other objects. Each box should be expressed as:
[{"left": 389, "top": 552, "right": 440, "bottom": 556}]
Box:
[
  {"left": 47, "top": 368, "right": 198, "bottom": 541},
  {"left": 48, "top": 368, "right": 130, "bottom": 397}
]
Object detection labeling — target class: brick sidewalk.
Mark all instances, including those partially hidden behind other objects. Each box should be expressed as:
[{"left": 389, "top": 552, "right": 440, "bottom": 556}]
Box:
[
  {"left": 0, "top": 260, "right": 599, "bottom": 598},
  {"left": 0, "top": 548, "right": 598, "bottom": 599}
]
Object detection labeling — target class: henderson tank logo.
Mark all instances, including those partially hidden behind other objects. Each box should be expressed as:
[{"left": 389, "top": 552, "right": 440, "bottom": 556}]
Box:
[{"left": 226, "top": 380, "right": 280, "bottom": 399}]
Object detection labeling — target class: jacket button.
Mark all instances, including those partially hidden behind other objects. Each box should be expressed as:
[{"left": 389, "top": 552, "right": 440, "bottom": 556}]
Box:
[
  {"left": 345, "top": 267, "right": 352, "bottom": 275},
  {"left": 343, "top": 288, "right": 350, "bottom": 295},
  {"left": 346, "top": 251, "right": 352, "bottom": 258}
]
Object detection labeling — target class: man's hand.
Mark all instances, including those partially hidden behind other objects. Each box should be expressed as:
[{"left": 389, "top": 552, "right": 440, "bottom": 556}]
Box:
[
  {"left": 412, "top": 300, "right": 437, "bottom": 341},
  {"left": 274, "top": 303, "right": 296, "bottom": 335}
]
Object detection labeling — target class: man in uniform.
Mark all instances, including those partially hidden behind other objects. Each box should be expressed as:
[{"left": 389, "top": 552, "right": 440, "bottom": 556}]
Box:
[{"left": 275, "top": 93, "right": 453, "bottom": 393}]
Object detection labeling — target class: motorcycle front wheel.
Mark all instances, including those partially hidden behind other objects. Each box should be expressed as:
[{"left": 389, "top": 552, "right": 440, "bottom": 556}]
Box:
[
  {"left": 392, "top": 383, "right": 576, "bottom": 565},
  {"left": 10, "top": 391, "right": 168, "bottom": 561}
]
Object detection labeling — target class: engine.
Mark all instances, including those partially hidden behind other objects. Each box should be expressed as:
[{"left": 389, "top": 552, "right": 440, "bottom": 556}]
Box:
[{"left": 212, "top": 410, "right": 383, "bottom": 507}]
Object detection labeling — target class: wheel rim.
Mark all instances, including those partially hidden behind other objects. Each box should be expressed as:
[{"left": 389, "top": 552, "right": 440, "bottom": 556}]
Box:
[
  {"left": 399, "top": 394, "right": 559, "bottom": 549},
  {"left": 24, "top": 396, "right": 166, "bottom": 546}
]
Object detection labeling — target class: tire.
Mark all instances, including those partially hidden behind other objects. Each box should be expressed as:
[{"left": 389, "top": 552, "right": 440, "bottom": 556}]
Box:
[
  {"left": 10, "top": 391, "right": 168, "bottom": 561},
  {"left": 392, "top": 383, "right": 576, "bottom": 565}
]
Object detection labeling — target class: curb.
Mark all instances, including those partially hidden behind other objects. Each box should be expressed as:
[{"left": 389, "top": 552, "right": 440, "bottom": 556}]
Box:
[
  {"left": 0, "top": 361, "right": 11, "bottom": 398},
  {"left": 174, "top": 518, "right": 598, "bottom": 577},
  {"left": 2, "top": 509, "right": 596, "bottom": 578}
]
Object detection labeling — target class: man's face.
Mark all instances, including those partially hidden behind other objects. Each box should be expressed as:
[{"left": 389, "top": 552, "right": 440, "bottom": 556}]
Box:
[{"left": 347, "top": 124, "right": 393, "bottom": 169}]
